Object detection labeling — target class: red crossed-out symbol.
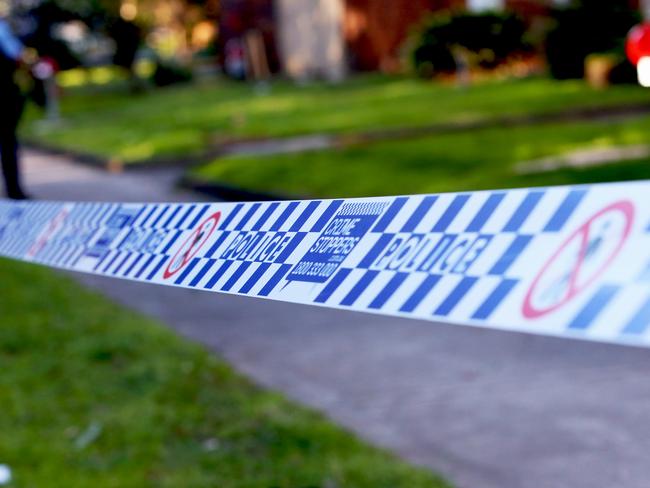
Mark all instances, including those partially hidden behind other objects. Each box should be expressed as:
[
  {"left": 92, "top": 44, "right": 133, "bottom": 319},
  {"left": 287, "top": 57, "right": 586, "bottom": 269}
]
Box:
[
  {"left": 522, "top": 201, "right": 634, "bottom": 319},
  {"left": 163, "top": 211, "right": 221, "bottom": 280},
  {"left": 27, "top": 208, "right": 69, "bottom": 258}
]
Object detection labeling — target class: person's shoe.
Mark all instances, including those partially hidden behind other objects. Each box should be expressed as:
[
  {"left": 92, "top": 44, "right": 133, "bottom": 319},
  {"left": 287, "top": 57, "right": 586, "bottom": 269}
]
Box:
[{"left": 7, "top": 190, "right": 30, "bottom": 200}]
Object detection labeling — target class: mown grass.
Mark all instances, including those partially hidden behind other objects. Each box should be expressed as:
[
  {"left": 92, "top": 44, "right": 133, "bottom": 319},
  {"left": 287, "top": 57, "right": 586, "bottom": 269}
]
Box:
[
  {"left": 0, "top": 257, "right": 449, "bottom": 487},
  {"left": 191, "top": 114, "right": 650, "bottom": 198},
  {"left": 21, "top": 75, "right": 650, "bottom": 162}
]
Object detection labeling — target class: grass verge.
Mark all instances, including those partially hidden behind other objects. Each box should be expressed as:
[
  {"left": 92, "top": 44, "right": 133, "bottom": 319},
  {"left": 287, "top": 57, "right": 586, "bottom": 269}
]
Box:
[
  {"left": 22, "top": 75, "right": 650, "bottom": 163},
  {"left": 191, "top": 115, "right": 650, "bottom": 198},
  {"left": 0, "top": 257, "right": 449, "bottom": 487}
]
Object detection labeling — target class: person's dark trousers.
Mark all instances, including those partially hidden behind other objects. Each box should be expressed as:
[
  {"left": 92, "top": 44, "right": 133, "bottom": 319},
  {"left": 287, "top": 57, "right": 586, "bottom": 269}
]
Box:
[
  {"left": 0, "top": 129, "right": 23, "bottom": 199},
  {"left": 0, "top": 87, "right": 27, "bottom": 200}
]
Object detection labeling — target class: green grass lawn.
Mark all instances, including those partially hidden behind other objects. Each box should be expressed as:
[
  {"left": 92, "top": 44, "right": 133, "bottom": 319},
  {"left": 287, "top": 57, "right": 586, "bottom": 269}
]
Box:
[
  {"left": 191, "top": 114, "right": 650, "bottom": 198},
  {"left": 22, "top": 75, "right": 650, "bottom": 162},
  {"left": 0, "top": 257, "right": 448, "bottom": 487}
]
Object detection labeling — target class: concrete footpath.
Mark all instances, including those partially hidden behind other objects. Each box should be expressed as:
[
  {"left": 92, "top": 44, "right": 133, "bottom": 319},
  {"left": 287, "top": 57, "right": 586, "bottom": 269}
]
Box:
[{"left": 20, "top": 149, "right": 650, "bottom": 488}]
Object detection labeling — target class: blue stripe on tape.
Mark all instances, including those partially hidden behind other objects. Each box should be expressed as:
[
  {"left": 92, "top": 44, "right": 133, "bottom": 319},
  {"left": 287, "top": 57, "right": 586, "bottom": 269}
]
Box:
[
  {"left": 637, "top": 262, "right": 650, "bottom": 283},
  {"left": 432, "top": 195, "right": 470, "bottom": 232},
  {"left": 187, "top": 204, "right": 210, "bottom": 229},
  {"left": 315, "top": 268, "right": 352, "bottom": 303},
  {"left": 258, "top": 263, "right": 291, "bottom": 296},
  {"left": 114, "top": 229, "right": 135, "bottom": 249},
  {"left": 92, "top": 250, "right": 111, "bottom": 271},
  {"left": 189, "top": 259, "right": 216, "bottom": 287},
  {"left": 341, "top": 270, "right": 379, "bottom": 306},
  {"left": 239, "top": 262, "right": 271, "bottom": 293},
  {"left": 402, "top": 196, "right": 437, "bottom": 232},
  {"left": 623, "top": 297, "right": 650, "bottom": 335},
  {"left": 161, "top": 230, "right": 182, "bottom": 254},
  {"left": 290, "top": 201, "right": 321, "bottom": 232},
  {"left": 124, "top": 254, "right": 144, "bottom": 277},
  {"left": 206, "top": 261, "right": 233, "bottom": 289},
  {"left": 205, "top": 231, "right": 231, "bottom": 258},
  {"left": 472, "top": 279, "right": 518, "bottom": 320},
  {"left": 102, "top": 252, "right": 122, "bottom": 273},
  {"left": 311, "top": 200, "right": 344, "bottom": 232},
  {"left": 489, "top": 235, "right": 532, "bottom": 276},
  {"left": 503, "top": 191, "right": 544, "bottom": 232},
  {"left": 131, "top": 205, "right": 147, "bottom": 225},
  {"left": 175, "top": 205, "right": 196, "bottom": 229},
  {"left": 358, "top": 234, "right": 394, "bottom": 269},
  {"left": 369, "top": 272, "right": 408, "bottom": 309},
  {"left": 175, "top": 257, "right": 200, "bottom": 285},
  {"left": 399, "top": 274, "right": 442, "bottom": 313},
  {"left": 221, "top": 261, "right": 252, "bottom": 291},
  {"left": 373, "top": 197, "right": 407, "bottom": 232},
  {"left": 466, "top": 193, "right": 505, "bottom": 232},
  {"left": 220, "top": 203, "right": 243, "bottom": 229},
  {"left": 112, "top": 252, "right": 132, "bottom": 275},
  {"left": 235, "top": 203, "right": 261, "bottom": 230},
  {"left": 162, "top": 205, "right": 182, "bottom": 228},
  {"left": 146, "top": 256, "right": 169, "bottom": 280},
  {"left": 275, "top": 232, "right": 306, "bottom": 262},
  {"left": 135, "top": 254, "right": 156, "bottom": 279},
  {"left": 567, "top": 285, "right": 619, "bottom": 330},
  {"left": 252, "top": 202, "right": 280, "bottom": 231},
  {"left": 270, "top": 202, "right": 299, "bottom": 231},
  {"left": 150, "top": 205, "right": 171, "bottom": 228},
  {"left": 544, "top": 189, "right": 587, "bottom": 232},
  {"left": 435, "top": 277, "right": 478, "bottom": 316}
]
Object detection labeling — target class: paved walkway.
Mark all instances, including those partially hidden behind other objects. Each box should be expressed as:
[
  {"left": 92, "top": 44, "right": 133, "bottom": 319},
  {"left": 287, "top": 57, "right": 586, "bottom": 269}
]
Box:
[{"left": 20, "top": 149, "right": 650, "bottom": 488}]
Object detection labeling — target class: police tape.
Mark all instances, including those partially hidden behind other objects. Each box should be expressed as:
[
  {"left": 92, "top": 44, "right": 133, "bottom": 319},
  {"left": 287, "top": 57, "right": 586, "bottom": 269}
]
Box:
[{"left": 1, "top": 181, "right": 649, "bottom": 348}]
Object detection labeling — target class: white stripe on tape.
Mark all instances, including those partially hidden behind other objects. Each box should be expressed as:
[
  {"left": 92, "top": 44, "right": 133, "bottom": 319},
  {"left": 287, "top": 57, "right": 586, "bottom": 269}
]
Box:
[{"left": 2, "top": 181, "right": 650, "bottom": 348}]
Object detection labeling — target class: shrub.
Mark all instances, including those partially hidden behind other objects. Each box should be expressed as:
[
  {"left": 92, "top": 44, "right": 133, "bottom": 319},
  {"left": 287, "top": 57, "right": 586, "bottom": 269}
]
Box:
[
  {"left": 152, "top": 60, "right": 193, "bottom": 86},
  {"left": 411, "top": 11, "right": 532, "bottom": 77},
  {"left": 546, "top": 0, "right": 640, "bottom": 79}
]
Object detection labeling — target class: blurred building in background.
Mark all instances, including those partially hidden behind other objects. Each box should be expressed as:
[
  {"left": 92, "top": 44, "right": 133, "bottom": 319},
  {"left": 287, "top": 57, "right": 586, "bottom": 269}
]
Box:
[
  {"left": 4, "top": 0, "right": 646, "bottom": 83},
  {"left": 218, "top": 0, "right": 643, "bottom": 80}
]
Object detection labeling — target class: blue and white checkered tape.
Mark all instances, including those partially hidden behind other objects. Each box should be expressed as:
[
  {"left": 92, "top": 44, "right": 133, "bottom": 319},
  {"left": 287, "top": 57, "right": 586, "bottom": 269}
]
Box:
[{"left": 1, "top": 181, "right": 650, "bottom": 348}]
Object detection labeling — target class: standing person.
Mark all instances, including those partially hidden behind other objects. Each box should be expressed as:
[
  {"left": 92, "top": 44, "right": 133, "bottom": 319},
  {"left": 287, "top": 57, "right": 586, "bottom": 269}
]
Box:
[{"left": 0, "top": 15, "right": 29, "bottom": 200}]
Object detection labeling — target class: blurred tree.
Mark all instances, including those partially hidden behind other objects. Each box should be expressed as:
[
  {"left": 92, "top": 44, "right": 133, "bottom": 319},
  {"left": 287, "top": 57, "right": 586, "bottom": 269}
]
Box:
[
  {"left": 9, "top": 0, "right": 220, "bottom": 69},
  {"left": 546, "top": 0, "right": 640, "bottom": 79},
  {"left": 411, "top": 11, "right": 532, "bottom": 77}
]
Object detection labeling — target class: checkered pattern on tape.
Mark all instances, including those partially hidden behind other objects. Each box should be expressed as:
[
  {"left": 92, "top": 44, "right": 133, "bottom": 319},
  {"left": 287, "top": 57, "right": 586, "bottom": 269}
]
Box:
[
  {"left": 562, "top": 249, "right": 650, "bottom": 340},
  {"left": 30, "top": 203, "right": 121, "bottom": 267},
  {"left": 303, "top": 188, "right": 587, "bottom": 321},
  {"left": 86, "top": 203, "right": 216, "bottom": 278},
  {"left": 0, "top": 187, "right": 594, "bottom": 331},
  {"left": 151, "top": 199, "right": 342, "bottom": 295},
  {"left": 132, "top": 187, "right": 587, "bottom": 321},
  {"left": 0, "top": 202, "right": 63, "bottom": 259}
]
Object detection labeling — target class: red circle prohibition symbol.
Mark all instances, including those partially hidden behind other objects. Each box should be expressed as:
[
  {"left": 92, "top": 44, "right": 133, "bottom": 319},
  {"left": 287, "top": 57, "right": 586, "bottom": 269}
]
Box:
[
  {"left": 163, "top": 211, "right": 221, "bottom": 280},
  {"left": 522, "top": 201, "right": 634, "bottom": 319}
]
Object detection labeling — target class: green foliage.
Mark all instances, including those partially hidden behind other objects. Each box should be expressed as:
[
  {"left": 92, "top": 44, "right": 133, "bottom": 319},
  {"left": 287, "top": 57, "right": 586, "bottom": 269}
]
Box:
[
  {"left": 44, "top": 0, "right": 120, "bottom": 20},
  {"left": 411, "top": 11, "right": 532, "bottom": 77},
  {"left": 0, "top": 258, "right": 449, "bottom": 487},
  {"left": 546, "top": 0, "right": 640, "bottom": 79}
]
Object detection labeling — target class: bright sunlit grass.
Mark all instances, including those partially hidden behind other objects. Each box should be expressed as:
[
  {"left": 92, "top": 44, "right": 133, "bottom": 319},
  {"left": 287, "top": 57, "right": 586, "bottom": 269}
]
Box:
[
  {"left": 192, "top": 115, "right": 650, "bottom": 198},
  {"left": 21, "top": 75, "right": 650, "bottom": 163}
]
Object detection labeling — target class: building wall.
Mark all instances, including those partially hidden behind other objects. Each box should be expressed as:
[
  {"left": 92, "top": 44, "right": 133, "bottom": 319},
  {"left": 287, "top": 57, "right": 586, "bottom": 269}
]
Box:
[
  {"left": 222, "top": 0, "right": 645, "bottom": 78},
  {"left": 341, "top": 0, "right": 644, "bottom": 72},
  {"left": 275, "top": 0, "right": 346, "bottom": 80},
  {"left": 343, "top": 0, "right": 463, "bottom": 71}
]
